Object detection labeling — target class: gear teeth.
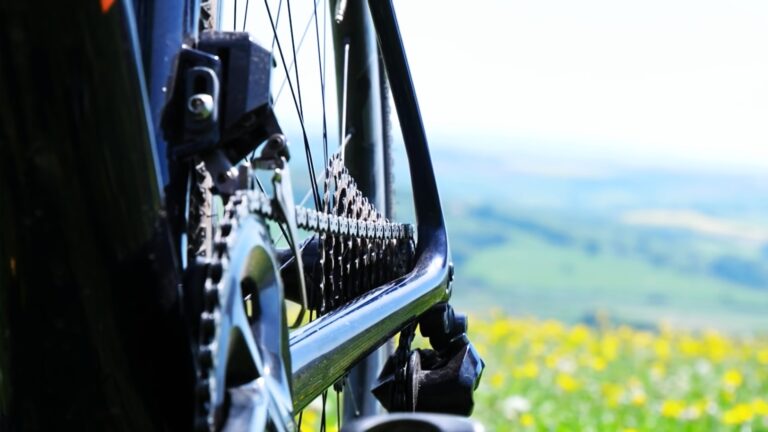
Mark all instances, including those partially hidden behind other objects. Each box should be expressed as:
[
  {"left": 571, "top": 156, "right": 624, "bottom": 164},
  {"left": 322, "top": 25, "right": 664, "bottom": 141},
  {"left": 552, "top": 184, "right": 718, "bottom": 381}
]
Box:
[
  {"left": 204, "top": 286, "right": 220, "bottom": 309},
  {"left": 191, "top": 155, "right": 416, "bottom": 430},
  {"left": 213, "top": 240, "right": 227, "bottom": 254},
  {"left": 196, "top": 379, "right": 212, "bottom": 400},
  {"left": 209, "top": 262, "right": 223, "bottom": 283},
  {"left": 199, "top": 346, "right": 214, "bottom": 369},
  {"left": 200, "top": 313, "right": 216, "bottom": 342}
]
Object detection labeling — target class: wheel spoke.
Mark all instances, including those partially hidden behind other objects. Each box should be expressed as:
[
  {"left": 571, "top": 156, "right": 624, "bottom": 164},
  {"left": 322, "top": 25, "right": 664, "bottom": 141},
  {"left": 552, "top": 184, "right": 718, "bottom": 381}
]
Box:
[
  {"left": 273, "top": 0, "right": 322, "bottom": 104},
  {"left": 242, "top": 0, "right": 250, "bottom": 31},
  {"left": 320, "top": 390, "right": 328, "bottom": 432},
  {"left": 336, "top": 388, "right": 341, "bottom": 430},
  {"left": 286, "top": 0, "right": 305, "bottom": 120},
  {"left": 263, "top": 0, "right": 322, "bottom": 209},
  {"left": 340, "top": 40, "right": 350, "bottom": 163},
  {"left": 313, "top": 0, "right": 329, "bottom": 170}
]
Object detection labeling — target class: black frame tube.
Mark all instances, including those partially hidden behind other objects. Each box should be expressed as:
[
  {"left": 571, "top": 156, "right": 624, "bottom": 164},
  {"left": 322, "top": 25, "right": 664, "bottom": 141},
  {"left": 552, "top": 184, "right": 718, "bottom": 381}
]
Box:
[{"left": 331, "top": 0, "right": 390, "bottom": 420}]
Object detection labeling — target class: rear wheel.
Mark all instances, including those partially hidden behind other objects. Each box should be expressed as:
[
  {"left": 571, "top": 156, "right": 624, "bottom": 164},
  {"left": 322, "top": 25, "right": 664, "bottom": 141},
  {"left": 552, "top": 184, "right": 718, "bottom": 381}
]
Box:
[{"left": 192, "top": 0, "right": 399, "bottom": 430}]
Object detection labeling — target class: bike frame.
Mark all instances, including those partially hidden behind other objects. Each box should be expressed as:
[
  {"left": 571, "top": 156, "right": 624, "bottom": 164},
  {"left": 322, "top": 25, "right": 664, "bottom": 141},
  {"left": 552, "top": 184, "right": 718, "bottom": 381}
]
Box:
[
  {"left": 0, "top": 0, "right": 449, "bottom": 427},
  {"left": 138, "top": 0, "right": 452, "bottom": 413}
]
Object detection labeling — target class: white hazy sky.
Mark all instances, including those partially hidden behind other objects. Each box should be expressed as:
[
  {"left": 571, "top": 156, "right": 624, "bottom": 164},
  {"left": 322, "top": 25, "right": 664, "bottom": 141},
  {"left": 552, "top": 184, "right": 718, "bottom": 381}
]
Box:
[{"left": 393, "top": 0, "right": 768, "bottom": 170}]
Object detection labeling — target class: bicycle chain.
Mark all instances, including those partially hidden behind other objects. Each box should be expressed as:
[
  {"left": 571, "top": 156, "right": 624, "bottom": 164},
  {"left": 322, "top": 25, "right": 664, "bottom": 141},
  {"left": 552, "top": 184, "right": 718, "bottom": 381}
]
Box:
[{"left": 196, "top": 154, "right": 415, "bottom": 430}]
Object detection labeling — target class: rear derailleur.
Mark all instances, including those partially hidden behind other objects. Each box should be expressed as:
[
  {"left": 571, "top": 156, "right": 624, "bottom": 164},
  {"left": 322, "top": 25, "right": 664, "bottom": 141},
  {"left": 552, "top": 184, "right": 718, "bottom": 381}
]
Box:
[{"left": 372, "top": 303, "right": 485, "bottom": 416}]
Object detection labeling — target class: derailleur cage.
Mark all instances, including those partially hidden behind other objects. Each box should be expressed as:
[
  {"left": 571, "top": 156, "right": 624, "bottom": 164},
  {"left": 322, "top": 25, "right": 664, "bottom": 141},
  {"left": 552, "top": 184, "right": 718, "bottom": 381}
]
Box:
[{"left": 373, "top": 303, "right": 485, "bottom": 416}]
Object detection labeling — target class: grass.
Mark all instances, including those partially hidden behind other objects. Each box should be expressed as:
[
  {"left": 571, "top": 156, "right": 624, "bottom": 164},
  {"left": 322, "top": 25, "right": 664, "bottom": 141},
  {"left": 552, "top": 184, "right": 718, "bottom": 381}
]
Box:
[
  {"left": 469, "top": 313, "right": 768, "bottom": 431},
  {"left": 296, "top": 312, "right": 768, "bottom": 431}
]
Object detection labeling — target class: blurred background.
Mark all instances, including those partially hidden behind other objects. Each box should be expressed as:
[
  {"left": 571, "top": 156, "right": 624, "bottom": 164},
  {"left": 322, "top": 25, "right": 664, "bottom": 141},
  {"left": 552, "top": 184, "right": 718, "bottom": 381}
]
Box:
[
  {"left": 389, "top": 0, "right": 768, "bottom": 333},
  {"left": 390, "top": 2, "right": 768, "bottom": 429}
]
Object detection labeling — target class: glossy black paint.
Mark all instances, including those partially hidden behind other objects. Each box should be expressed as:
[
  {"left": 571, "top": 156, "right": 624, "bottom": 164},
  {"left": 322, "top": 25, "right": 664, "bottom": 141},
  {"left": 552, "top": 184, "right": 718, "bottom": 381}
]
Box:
[
  {"left": 289, "top": 0, "right": 452, "bottom": 412},
  {"left": 0, "top": 1, "right": 194, "bottom": 430},
  {"left": 133, "top": 0, "right": 198, "bottom": 185}
]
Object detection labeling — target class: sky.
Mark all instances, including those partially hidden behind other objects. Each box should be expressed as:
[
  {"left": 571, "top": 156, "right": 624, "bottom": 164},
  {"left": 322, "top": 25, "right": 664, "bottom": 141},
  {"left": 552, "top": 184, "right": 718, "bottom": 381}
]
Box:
[
  {"left": 223, "top": 0, "right": 768, "bottom": 172},
  {"left": 392, "top": 0, "right": 768, "bottom": 171}
]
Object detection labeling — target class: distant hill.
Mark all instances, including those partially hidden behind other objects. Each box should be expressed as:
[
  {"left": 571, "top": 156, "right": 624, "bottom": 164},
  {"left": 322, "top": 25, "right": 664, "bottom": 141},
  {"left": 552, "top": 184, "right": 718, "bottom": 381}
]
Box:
[{"left": 405, "top": 144, "right": 768, "bottom": 333}]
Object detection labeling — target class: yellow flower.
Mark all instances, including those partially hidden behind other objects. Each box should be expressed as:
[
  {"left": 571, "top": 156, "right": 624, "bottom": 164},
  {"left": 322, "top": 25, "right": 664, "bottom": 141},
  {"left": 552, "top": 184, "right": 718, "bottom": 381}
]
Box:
[
  {"left": 513, "top": 361, "right": 540, "bottom": 380},
  {"left": 653, "top": 339, "right": 670, "bottom": 361},
  {"left": 590, "top": 356, "right": 607, "bottom": 372},
  {"left": 568, "top": 324, "right": 591, "bottom": 345},
  {"left": 631, "top": 391, "right": 647, "bottom": 407},
  {"left": 722, "top": 369, "right": 743, "bottom": 389},
  {"left": 556, "top": 373, "right": 580, "bottom": 392},
  {"left": 680, "top": 337, "right": 702, "bottom": 357},
  {"left": 489, "top": 372, "right": 504, "bottom": 389},
  {"left": 299, "top": 409, "right": 319, "bottom": 431},
  {"left": 758, "top": 348, "right": 768, "bottom": 365},
  {"left": 752, "top": 398, "right": 768, "bottom": 416},
  {"left": 601, "top": 383, "right": 622, "bottom": 408},
  {"left": 520, "top": 413, "right": 535, "bottom": 427},
  {"left": 600, "top": 335, "right": 619, "bottom": 361},
  {"left": 722, "top": 403, "right": 753, "bottom": 425},
  {"left": 541, "top": 320, "right": 565, "bottom": 338},
  {"left": 545, "top": 354, "right": 559, "bottom": 370},
  {"left": 490, "top": 319, "right": 513, "bottom": 343},
  {"left": 704, "top": 331, "right": 728, "bottom": 362},
  {"left": 661, "top": 400, "right": 685, "bottom": 418}
]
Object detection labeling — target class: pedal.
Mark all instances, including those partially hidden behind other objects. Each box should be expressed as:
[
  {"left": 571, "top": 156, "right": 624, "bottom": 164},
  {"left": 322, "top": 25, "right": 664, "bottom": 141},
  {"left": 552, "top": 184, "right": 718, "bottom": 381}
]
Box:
[{"left": 372, "top": 304, "right": 485, "bottom": 416}]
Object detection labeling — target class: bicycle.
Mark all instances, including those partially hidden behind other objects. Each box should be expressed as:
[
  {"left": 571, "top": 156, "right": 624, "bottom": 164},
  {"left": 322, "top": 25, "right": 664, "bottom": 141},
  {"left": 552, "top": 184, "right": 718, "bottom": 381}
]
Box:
[{"left": 0, "top": 0, "right": 484, "bottom": 430}]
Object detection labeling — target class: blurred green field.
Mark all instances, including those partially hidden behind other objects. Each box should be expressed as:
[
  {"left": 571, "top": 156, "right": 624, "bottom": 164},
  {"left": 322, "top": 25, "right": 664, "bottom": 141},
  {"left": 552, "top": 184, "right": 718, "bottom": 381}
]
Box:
[
  {"left": 390, "top": 146, "right": 768, "bottom": 332},
  {"left": 446, "top": 203, "right": 768, "bottom": 333}
]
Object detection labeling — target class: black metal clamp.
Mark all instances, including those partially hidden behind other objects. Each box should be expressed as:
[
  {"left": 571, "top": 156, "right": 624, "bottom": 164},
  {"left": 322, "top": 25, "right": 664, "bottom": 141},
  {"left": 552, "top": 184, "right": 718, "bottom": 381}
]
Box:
[{"left": 161, "top": 31, "right": 283, "bottom": 195}]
